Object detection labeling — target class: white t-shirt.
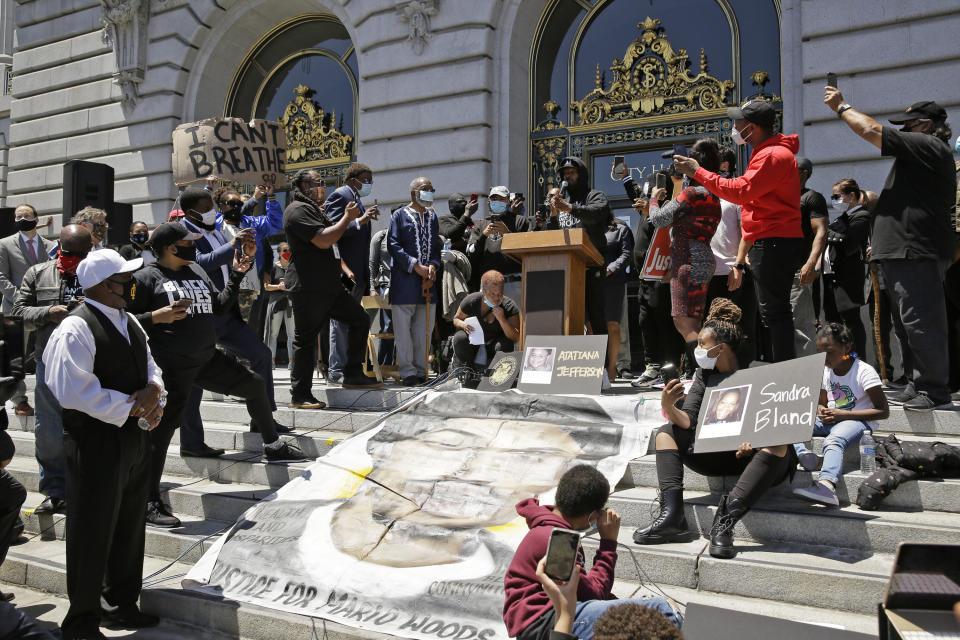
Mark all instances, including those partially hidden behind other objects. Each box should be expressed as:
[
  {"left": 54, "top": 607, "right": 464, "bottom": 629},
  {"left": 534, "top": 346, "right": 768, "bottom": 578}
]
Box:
[
  {"left": 822, "top": 359, "right": 883, "bottom": 428},
  {"left": 711, "top": 199, "right": 741, "bottom": 276}
]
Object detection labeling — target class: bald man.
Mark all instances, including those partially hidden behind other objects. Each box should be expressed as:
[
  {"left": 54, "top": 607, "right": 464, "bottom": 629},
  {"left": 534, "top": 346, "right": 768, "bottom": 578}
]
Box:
[
  {"left": 13, "top": 225, "right": 93, "bottom": 514},
  {"left": 452, "top": 270, "right": 521, "bottom": 372}
]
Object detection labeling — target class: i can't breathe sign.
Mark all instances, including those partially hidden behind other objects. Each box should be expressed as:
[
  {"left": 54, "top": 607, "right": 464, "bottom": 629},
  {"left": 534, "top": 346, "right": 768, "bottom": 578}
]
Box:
[{"left": 173, "top": 117, "right": 288, "bottom": 187}]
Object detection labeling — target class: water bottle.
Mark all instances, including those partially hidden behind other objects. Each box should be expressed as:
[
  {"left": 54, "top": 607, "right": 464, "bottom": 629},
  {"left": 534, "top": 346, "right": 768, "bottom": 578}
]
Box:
[
  {"left": 859, "top": 430, "right": 877, "bottom": 474},
  {"left": 443, "top": 239, "right": 452, "bottom": 252}
]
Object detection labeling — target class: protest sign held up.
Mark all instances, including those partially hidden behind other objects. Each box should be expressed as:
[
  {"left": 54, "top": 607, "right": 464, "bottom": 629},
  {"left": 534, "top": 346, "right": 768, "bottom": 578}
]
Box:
[{"left": 172, "top": 117, "right": 288, "bottom": 187}]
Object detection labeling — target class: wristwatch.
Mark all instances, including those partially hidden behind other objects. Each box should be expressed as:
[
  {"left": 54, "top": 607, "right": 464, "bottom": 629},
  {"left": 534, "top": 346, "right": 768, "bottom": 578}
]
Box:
[
  {"left": 837, "top": 104, "right": 853, "bottom": 118},
  {"left": 734, "top": 263, "right": 746, "bottom": 272}
]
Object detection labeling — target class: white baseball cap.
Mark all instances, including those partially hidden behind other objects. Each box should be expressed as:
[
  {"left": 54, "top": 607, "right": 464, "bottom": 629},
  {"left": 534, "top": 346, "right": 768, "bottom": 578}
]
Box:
[
  {"left": 76, "top": 249, "right": 142, "bottom": 289},
  {"left": 488, "top": 186, "right": 510, "bottom": 198}
]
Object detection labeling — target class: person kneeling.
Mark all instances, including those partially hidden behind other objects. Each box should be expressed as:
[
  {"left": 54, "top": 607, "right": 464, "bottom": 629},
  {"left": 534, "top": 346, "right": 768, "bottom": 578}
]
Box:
[
  {"left": 504, "top": 465, "right": 680, "bottom": 640},
  {"left": 451, "top": 270, "right": 521, "bottom": 372},
  {"left": 792, "top": 323, "right": 888, "bottom": 506},
  {"left": 632, "top": 299, "right": 797, "bottom": 559}
]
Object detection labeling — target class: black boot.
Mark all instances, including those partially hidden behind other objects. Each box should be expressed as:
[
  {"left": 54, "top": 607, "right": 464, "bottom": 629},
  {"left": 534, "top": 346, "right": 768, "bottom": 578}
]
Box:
[
  {"left": 633, "top": 489, "right": 691, "bottom": 544},
  {"left": 709, "top": 494, "right": 748, "bottom": 559},
  {"left": 683, "top": 340, "right": 698, "bottom": 378}
]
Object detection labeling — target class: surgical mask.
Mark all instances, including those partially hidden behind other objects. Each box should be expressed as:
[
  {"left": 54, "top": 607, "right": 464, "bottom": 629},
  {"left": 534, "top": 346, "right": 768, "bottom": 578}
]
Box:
[
  {"left": 175, "top": 244, "right": 197, "bottom": 262},
  {"left": 358, "top": 182, "right": 373, "bottom": 198},
  {"left": 489, "top": 201, "right": 508, "bottom": 215},
  {"left": 483, "top": 297, "right": 497, "bottom": 308},
  {"left": 830, "top": 195, "right": 846, "bottom": 211},
  {"left": 131, "top": 232, "right": 148, "bottom": 246},
  {"left": 199, "top": 208, "right": 217, "bottom": 226},
  {"left": 731, "top": 123, "right": 752, "bottom": 146},
  {"left": 694, "top": 346, "right": 720, "bottom": 370},
  {"left": 418, "top": 190, "right": 435, "bottom": 203},
  {"left": 15, "top": 218, "right": 37, "bottom": 232},
  {"left": 955, "top": 135, "right": 960, "bottom": 154}
]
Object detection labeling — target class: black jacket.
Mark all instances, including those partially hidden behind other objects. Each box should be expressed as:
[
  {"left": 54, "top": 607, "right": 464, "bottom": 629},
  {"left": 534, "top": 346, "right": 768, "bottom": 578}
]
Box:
[
  {"left": 547, "top": 156, "right": 610, "bottom": 256},
  {"left": 827, "top": 207, "right": 871, "bottom": 311}
]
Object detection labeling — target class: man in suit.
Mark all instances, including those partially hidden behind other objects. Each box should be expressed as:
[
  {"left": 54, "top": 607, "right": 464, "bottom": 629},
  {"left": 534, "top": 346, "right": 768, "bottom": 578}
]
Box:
[
  {"left": 0, "top": 204, "right": 55, "bottom": 416},
  {"left": 325, "top": 162, "right": 380, "bottom": 383}
]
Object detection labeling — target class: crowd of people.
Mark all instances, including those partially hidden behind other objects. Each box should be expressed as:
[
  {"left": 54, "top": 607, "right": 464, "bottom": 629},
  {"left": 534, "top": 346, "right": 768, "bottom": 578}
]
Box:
[{"left": 0, "top": 83, "right": 953, "bottom": 638}]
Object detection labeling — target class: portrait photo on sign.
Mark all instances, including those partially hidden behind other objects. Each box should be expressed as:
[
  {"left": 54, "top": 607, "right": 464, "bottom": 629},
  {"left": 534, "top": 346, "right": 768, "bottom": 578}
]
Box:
[
  {"left": 699, "top": 385, "right": 751, "bottom": 439},
  {"left": 520, "top": 347, "right": 555, "bottom": 384}
]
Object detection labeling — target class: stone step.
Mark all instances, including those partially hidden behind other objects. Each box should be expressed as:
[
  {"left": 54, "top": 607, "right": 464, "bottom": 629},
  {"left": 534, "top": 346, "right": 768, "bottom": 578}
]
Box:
[
  {"left": 607, "top": 486, "right": 960, "bottom": 554},
  {"left": 581, "top": 532, "right": 892, "bottom": 615},
  {"left": 619, "top": 454, "right": 960, "bottom": 512}
]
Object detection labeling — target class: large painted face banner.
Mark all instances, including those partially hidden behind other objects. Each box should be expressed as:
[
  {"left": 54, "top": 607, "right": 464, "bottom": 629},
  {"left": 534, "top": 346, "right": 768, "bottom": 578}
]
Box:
[{"left": 185, "top": 390, "right": 663, "bottom": 640}]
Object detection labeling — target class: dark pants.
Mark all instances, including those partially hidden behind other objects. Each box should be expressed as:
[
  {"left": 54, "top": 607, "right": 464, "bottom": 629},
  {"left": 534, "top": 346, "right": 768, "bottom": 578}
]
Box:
[
  {"left": 0, "top": 470, "right": 25, "bottom": 569},
  {"left": 707, "top": 271, "right": 759, "bottom": 367},
  {"left": 944, "top": 260, "right": 960, "bottom": 391},
  {"left": 452, "top": 330, "right": 513, "bottom": 367},
  {"left": 290, "top": 288, "right": 370, "bottom": 399},
  {"left": 823, "top": 291, "right": 867, "bottom": 359},
  {"left": 880, "top": 258, "right": 951, "bottom": 401},
  {"left": 637, "top": 281, "right": 682, "bottom": 368},
  {"left": 869, "top": 287, "right": 912, "bottom": 381},
  {"left": 180, "top": 314, "right": 276, "bottom": 450},
  {"left": 62, "top": 420, "right": 148, "bottom": 636},
  {"left": 0, "top": 600, "right": 56, "bottom": 640},
  {"left": 749, "top": 237, "right": 805, "bottom": 362},
  {"left": 585, "top": 267, "right": 607, "bottom": 336},
  {"left": 150, "top": 350, "right": 277, "bottom": 503}
]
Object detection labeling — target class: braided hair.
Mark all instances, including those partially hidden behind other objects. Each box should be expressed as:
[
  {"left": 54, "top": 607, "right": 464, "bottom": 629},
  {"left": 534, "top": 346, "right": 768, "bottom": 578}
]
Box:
[
  {"left": 702, "top": 297, "right": 744, "bottom": 349},
  {"left": 816, "top": 322, "right": 854, "bottom": 348}
]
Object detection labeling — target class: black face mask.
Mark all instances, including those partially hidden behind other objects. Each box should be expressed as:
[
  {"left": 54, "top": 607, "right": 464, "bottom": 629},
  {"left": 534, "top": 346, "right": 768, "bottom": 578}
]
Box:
[
  {"left": 174, "top": 245, "right": 197, "bottom": 262},
  {"left": 15, "top": 218, "right": 37, "bottom": 232},
  {"left": 107, "top": 277, "right": 135, "bottom": 304},
  {"left": 131, "top": 232, "right": 148, "bottom": 246},
  {"left": 449, "top": 202, "right": 466, "bottom": 217}
]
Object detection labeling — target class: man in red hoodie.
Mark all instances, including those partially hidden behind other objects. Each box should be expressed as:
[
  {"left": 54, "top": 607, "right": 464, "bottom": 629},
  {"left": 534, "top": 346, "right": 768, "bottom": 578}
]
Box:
[
  {"left": 674, "top": 100, "right": 804, "bottom": 362},
  {"left": 503, "top": 465, "right": 679, "bottom": 640}
]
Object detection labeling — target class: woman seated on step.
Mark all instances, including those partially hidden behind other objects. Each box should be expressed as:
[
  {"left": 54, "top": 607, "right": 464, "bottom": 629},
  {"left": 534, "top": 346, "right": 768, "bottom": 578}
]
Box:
[
  {"left": 792, "top": 322, "right": 888, "bottom": 506},
  {"left": 632, "top": 298, "right": 797, "bottom": 559}
]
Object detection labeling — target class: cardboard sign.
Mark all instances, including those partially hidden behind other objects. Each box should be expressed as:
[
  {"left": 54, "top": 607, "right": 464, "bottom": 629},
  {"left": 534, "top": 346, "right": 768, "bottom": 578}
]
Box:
[
  {"left": 693, "top": 353, "right": 826, "bottom": 453},
  {"left": 476, "top": 351, "right": 522, "bottom": 392},
  {"left": 641, "top": 226, "right": 671, "bottom": 281},
  {"left": 172, "top": 118, "right": 288, "bottom": 187},
  {"left": 517, "top": 335, "right": 607, "bottom": 395}
]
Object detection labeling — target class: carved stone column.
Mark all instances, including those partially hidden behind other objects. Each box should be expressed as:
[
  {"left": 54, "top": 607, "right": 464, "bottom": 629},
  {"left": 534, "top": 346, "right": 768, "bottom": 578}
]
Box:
[{"left": 101, "top": 0, "right": 151, "bottom": 108}]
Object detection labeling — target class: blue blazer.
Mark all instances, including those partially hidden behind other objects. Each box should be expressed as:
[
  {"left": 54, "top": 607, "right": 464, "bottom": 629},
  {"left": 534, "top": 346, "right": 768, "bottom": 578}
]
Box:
[
  {"left": 216, "top": 197, "right": 283, "bottom": 272},
  {"left": 387, "top": 206, "right": 442, "bottom": 305},
  {"left": 325, "top": 186, "right": 371, "bottom": 286}
]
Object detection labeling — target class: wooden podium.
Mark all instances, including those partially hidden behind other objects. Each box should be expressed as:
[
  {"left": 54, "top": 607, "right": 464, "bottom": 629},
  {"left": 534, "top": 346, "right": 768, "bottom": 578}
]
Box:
[{"left": 501, "top": 228, "right": 603, "bottom": 346}]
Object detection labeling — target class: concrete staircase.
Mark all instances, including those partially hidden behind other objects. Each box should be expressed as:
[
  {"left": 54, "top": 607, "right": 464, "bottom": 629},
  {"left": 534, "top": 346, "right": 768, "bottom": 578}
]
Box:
[{"left": 2, "top": 372, "right": 959, "bottom": 639}]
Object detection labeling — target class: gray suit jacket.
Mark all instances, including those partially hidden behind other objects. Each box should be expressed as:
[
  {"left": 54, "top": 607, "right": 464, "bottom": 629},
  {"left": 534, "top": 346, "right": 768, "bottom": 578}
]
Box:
[{"left": 0, "top": 232, "right": 56, "bottom": 312}]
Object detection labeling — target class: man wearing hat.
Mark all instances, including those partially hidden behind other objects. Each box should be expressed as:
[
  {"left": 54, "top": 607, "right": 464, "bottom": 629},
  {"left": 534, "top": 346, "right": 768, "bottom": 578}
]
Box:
[
  {"left": 673, "top": 99, "right": 804, "bottom": 363},
  {"left": 466, "top": 186, "right": 529, "bottom": 301},
  {"left": 825, "top": 88, "right": 956, "bottom": 411},
  {"left": 42, "top": 249, "right": 165, "bottom": 639}
]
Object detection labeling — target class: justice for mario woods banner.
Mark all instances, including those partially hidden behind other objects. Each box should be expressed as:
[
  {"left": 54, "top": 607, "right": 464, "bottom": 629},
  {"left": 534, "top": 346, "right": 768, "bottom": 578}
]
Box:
[
  {"left": 184, "top": 390, "right": 662, "bottom": 640},
  {"left": 693, "top": 353, "right": 827, "bottom": 454},
  {"left": 172, "top": 118, "right": 288, "bottom": 187}
]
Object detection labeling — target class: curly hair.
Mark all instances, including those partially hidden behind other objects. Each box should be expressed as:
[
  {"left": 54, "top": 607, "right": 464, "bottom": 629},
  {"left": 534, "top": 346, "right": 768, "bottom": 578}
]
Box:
[
  {"left": 817, "top": 322, "right": 854, "bottom": 348},
  {"left": 702, "top": 297, "right": 744, "bottom": 350},
  {"left": 555, "top": 465, "right": 609, "bottom": 519},
  {"left": 593, "top": 603, "right": 683, "bottom": 640}
]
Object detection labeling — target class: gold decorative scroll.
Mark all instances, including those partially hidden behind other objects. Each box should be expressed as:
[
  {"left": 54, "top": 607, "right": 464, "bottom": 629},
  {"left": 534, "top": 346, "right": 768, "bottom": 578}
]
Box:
[
  {"left": 280, "top": 84, "right": 353, "bottom": 163},
  {"left": 570, "top": 16, "right": 735, "bottom": 125}
]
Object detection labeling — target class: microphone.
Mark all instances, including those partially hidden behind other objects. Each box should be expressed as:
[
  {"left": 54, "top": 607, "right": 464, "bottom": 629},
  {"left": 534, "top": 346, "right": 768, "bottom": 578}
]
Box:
[{"left": 560, "top": 180, "right": 568, "bottom": 199}]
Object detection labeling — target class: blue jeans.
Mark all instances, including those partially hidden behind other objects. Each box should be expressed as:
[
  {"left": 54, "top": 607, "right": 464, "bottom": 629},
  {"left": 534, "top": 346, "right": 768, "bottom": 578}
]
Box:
[
  {"left": 329, "top": 285, "right": 365, "bottom": 380},
  {"left": 33, "top": 361, "right": 66, "bottom": 499},
  {"left": 793, "top": 418, "right": 868, "bottom": 485},
  {"left": 572, "top": 597, "right": 680, "bottom": 640}
]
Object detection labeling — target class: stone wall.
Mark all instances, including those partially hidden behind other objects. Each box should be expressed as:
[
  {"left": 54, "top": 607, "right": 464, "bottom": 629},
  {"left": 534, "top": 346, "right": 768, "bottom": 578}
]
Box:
[{"left": 780, "top": 0, "right": 960, "bottom": 199}]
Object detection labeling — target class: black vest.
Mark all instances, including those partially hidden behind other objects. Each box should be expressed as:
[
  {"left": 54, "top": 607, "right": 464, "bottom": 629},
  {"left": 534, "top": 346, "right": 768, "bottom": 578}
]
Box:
[{"left": 61, "top": 303, "right": 149, "bottom": 431}]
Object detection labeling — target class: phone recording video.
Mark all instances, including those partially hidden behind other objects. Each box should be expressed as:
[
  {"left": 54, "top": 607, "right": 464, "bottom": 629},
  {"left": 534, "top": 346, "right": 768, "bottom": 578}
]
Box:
[
  {"left": 613, "top": 155, "right": 626, "bottom": 175},
  {"left": 544, "top": 527, "right": 581, "bottom": 582},
  {"left": 660, "top": 363, "right": 680, "bottom": 385},
  {"left": 655, "top": 173, "right": 667, "bottom": 190},
  {"left": 826, "top": 72, "right": 838, "bottom": 88}
]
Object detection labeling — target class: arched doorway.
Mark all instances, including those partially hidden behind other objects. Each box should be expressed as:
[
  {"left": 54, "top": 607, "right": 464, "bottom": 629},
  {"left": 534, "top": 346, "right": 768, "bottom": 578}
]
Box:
[{"left": 530, "top": 0, "right": 782, "bottom": 226}]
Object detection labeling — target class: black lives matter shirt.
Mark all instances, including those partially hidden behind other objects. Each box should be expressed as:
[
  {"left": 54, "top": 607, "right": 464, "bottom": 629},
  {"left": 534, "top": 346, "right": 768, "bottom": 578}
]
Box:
[{"left": 128, "top": 262, "right": 242, "bottom": 366}]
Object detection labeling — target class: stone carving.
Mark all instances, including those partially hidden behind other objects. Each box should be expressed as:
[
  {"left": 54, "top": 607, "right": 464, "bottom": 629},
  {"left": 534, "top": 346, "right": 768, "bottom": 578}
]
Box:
[
  {"left": 532, "top": 101, "right": 567, "bottom": 194},
  {"left": 569, "top": 16, "right": 735, "bottom": 125},
  {"left": 280, "top": 84, "right": 354, "bottom": 163},
  {"left": 100, "top": 0, "right": 151, "bottom": 108},
  {"left": 396, "top": 0, "right": 439, "bottom": 55}
]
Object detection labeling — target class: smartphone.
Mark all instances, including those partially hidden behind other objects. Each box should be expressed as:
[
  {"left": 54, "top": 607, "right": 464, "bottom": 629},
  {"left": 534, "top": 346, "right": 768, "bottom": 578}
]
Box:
[
  {"left": 340, "top": 273, "right": 358, "bottom": 292},
  {"left": 655, "top": 173, "right": 667, "bottom": 190},
  {"left": 826, "top": 72, "right": 838, "bottom": 88},
  {"left": 673, "top": 143, "right": 688, "bottom": 158},
  {"left": 513, "top": 192, "right": 524, "bottom": 203},
  {"left": 660, "top": 363, "right": 680, "bottom": 385},
  {"left": 470, "top": 193, "right": 479, "bottom": 203},
  {"left": 642, "top": 179, "right": 653, "bottom": 198},
  {"left": 613, "top": 155, "right": 626, "bottom": 175},
  {"left": 544, "top": 527, "right": 581, "bottom": 582},
  {"left": 174, "top": 298, "right": 192, "bottom": 309}
]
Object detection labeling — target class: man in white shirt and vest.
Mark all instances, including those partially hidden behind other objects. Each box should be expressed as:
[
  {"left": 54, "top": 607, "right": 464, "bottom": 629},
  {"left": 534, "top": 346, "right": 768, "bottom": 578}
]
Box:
[{"left": 43, "top": 249, "right": 165, "bottom": 640}]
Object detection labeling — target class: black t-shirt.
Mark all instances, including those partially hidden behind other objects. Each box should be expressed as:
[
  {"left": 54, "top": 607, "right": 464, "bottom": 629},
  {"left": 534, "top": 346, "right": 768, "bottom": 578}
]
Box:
[
  {"left": 267, "top": 261, "right": 290, "bottom": 307},
  {"left": 128, "top": 262, "right": 241, "bottom": 365},
  {"left": 799, "top": 187, "right": 828, "bottom": 254},
  {"left": 282, "top": 199, "right": 340, "bottom": 293},
  {"left": 469, "top": 214, "right": 529, "bottom": 281},
  {"left": 873, "top": 126, "right": 957, "bottom": 262},
  {"left": 458, "top": 291, "right": 519, "bottom": 344},
  {"left": 61, "top": 272, "right": 83, "bottom": 303},
  {"left": 119, "top": 244, "right": 142, "bottom": 260}
]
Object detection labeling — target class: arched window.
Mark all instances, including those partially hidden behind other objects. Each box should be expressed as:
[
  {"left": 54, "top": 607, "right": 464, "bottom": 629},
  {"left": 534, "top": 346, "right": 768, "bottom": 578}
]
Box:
[{"left": 226, "top": 14, "right": 358, "bottom": 187}]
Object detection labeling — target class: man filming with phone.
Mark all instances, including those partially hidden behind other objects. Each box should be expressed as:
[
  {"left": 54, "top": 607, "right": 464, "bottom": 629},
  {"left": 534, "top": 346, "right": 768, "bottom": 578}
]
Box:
[
  {"left": 466, "top": 186, "right": 529, "bottom": 301},
  {"left": 504, "top": 465, "right": 680, "bottom": 640}
]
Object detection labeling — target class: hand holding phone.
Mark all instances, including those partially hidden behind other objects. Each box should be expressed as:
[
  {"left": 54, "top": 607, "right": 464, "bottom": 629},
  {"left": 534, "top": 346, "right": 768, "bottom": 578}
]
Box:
[
  {"left": 612, "top": 155, "right": 627, "bottom": 179},
  {"left": 660, "top": 363, "right": 679, "bottom": 385},
  {"left": 826, "top": 72, "right": 838, "bottom": 88},
  {"left": 655, "top": 173, "right": 667, "bottom": 190},
  {"left": 673, "top": 143, "right": 688, "bottom": 158}
]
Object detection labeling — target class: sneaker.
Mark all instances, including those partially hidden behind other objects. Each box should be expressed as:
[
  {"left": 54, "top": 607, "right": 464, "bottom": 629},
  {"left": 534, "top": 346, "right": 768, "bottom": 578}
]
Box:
[
  {"left": 289, "top": 395, "right": 326, "bottom": 409},
  {"left": 342, "top": 375, "right": 383, "bottom": 389},
  {"left": 631, "top": 365, "right": 660, "bottom": 388},
  {"left": 903, "top": 392, "right": 951, "bottom": 413},
  {"left": 145, "top": 501, "right": 181, "bottom": 528},
  {"left": 180, "top": 443, "right": 225, "bottom": 458},
  {"left": 797, "top": 451, "right": 823, "bottom": 472},
  {"left": 264, "top": 440, "right": 308, "bottom": 463},
  {"left": 793, "top": 481, "right": 839, "bottom": 507},
  {"left": 618, "top": 369, "right": 637, "bottom": 380},
  {"left": 888, "top": 383, "right": 917, "bottom": 406}
]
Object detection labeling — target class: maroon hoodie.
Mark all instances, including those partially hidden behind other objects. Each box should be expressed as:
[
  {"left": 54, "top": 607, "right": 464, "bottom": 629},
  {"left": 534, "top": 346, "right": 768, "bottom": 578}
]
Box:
[{"left": 502, "top": 498, "right": 618, "bottom": 638}]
